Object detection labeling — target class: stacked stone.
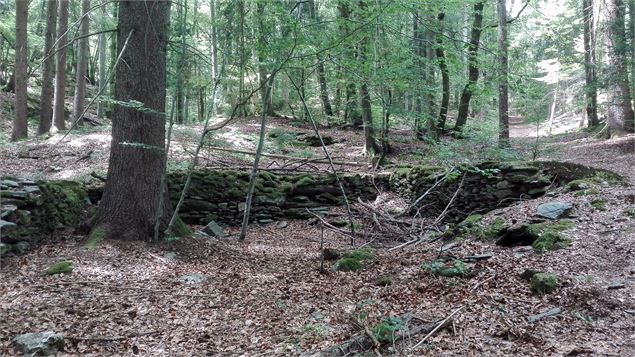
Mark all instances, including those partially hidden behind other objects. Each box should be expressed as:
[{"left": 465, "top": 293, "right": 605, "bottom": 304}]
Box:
[
  {"left": 390, "top": 162, "right": 552, "bottom": 221},
  {"left": 1, "top": 179, "right": 87, "bottom": 257}
]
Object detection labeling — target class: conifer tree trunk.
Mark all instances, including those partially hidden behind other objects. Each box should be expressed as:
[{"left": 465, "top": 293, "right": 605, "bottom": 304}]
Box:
[
  {"left": 38, "top": 0, "right": 57, "bottom": 135},
  {"left": 72, "top": 0, "right": 90, "bottom": 127},
  {"left": 454, "top": 1, "right": 484, "bottom": 132},
  {"left": 12, "top": 0, "right": 28, "bottom": 141},
  {"left": 497, "top": 0, "right": 510, "bottom": 147},
  {"left": 582, "top": 0, "right": 599, "bottom": 127},
  {"left": 93, "top": 0, "right": 174, "bottom": 241},
  {"left": 604, "top": 0, "right": 634, "bottom": 136},
  {"left": 53, "top": 0, "right": 69, "bottom": 131}
]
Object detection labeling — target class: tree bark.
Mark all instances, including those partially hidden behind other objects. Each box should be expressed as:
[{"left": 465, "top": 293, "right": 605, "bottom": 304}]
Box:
[
  {"left": 176, "top": 0, "right": 188, "bottom": 123},
  {"left": 53, "top": 0, "right": 69, "bottom": 131},
  {"left": 12, "top": 0, "right": 28, "bottom": 141},
  {"left": 497, "top": 0, "right": 510, "bottom": 147},
  {"left": 338, "top": 0, "right": 361, "bottom": 127},
  {"left": 582, "top": 0, "right": 599, "bottom": 127},
  {"left": 94, "top": 0, "right": 174, "bottom": 241},
  {"left": 72, "top": 0, "right": 91, "bottom": 127},
  {"left": 629, "top": 0, "right": 634, "bottom": 109},
  {"left": 97, "top": 0, "right": 107, "bottom": 120},
  {"left": 38, "top": 0, "right": 57, "bottom": 135},
  {"left": 358, "top": 0, "right": 378, "bottom": 156},
  {"left": 308, "top": 0, "right": 333, "bottom": 117},
  {"left": 454, "top": 1, "right": 484, "bottom": 132},
  {"left": 604, "top": 0, "right": 635, "bottom": 136},
  {"left": 436, "top": 12, "right": 450, "bottom": 134}
]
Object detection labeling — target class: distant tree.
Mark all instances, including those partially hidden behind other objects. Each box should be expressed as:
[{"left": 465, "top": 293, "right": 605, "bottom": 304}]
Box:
[
  {"left": 93, "top": 0, "right": 176, "bottom": 241},
  {"left": 337, "top": 0, "right": 361, "bottom": 127},
  {"left": 97, "top": 0, "right": 107, "bottom": 120},
  {"left": 53, "top": 0, "right": 69, "bottom": 131},
  {"left": 497, "top": 0, "right": 510, "bottom": 147},
  {"left": 12, "top": 0, "right": 28, "bottom": 141},
  {"left": 454, "top": 1, "right": 484, "bottom": 132},
  {"left": 582, "top": 0, "right": 599, "bottom": 127},
  {"left": 436, "top": 12, "right": 450, "bottom": 134},
  {"left": 38, "top": 0, "right": 58, "bottom": 135},
  {"left": 309, "top": 0, "right": 334, "bottom": 117},
  {"left": 72, "top": 0, "right": 91, "bottom": 127},
  {"left": 358, "top": 0, "right": 379, "bottom": 156},
  {"left": 604, "top": 0, "right": 634, "bottom": 136}
]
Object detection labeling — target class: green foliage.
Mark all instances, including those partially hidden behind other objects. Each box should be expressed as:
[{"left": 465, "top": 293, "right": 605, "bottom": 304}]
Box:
[
  {"left": 623, "top": 208, "right": 635, "bottom": 217},
  {"left": 423, "top": 259, "right": 468, "bottom": 277},
  {"left": 532, "top": 231, "right": 570, "bottom": 252},
  {"left": 530, "top": 273, "right": 558, "bottom": 295},
  {"left": 591, "top": 199, "right": 607, "bottom": 211},
  {"left": 342, "top": 247, "right": 375, "bottom": 261},
  {"left": 45, "top": 260, "right": 74, "bottom": 275},
  {"left": 372, "top": 316, "right": 403, "bottom": 344}
]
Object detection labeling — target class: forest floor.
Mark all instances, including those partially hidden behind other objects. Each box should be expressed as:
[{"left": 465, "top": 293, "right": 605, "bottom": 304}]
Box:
[{"left": 1, "top": 101, "right": 634, "bottom": 356}]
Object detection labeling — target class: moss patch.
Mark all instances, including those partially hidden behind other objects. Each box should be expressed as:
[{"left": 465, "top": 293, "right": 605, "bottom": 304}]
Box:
[
  {"left": 85, "top": 227, "right": 106, "bottom": 250},
  {"left": 45, "top": 260, "right": 73, "bottom": 275},
  {"left": 423, "top": 259, "right": 469, "bottom": 277},
  {"left": 532, "top": 231, "right": 571, "bottom": 252},
  {"left": 530, "top": 273, "right": 558, "bottom": 294},
  {"left": 623, "top": 208, "right": 635, "bottom": 217},
  {"left": 334, "top": 247, "right": 375, "bottom": 272},
  {"left": 591, "top": 199, "right": 607, "bottom": 211}
]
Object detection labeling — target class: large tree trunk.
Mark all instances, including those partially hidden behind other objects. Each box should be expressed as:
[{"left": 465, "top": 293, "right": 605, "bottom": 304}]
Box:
[
  {"left": 52, "top": 0, "right": 69, "bottom": 131},
  {"left": 436, "top": 12, "right": 450, "bottom": 134},
  {"left": 72, "top": 0, "right": 90, "bottom": 128},
  {"left": 37, "top": 0, "right": 57, "bottom": 135},
  {"left": 583, "top": 0, "right": 599, "bottom": 127},
  {"left": 454, "top": 1, "right": 484, "bottom": 132},
  {"left": 604, "top": 0, "right": 635, "bottom": 136},
  {"left": 12, "top": 0, "right": 28, "bottom": 141},
  {"left": 629, "top": 0, "right": 634, "bottom": 109},
  {"left": 94, "top": 0, "right": 173, "bottom": 241},
  {"left": 497, "top": 0, "right": 510, "bottom": 147}
]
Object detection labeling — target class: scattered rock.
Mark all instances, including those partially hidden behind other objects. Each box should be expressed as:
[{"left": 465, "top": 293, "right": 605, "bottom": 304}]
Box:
[
  {"left": 465, "top": 252, "right": 493, "bottom": 261},
  {"left": 536, "top": 201, "right": 572, "bottom": 220},
  {"left": 13, "top": 331, "right": 65, "bottom": 356},
  {"left": 0, "top": 219, "right": 17, "bottom": 231},
  {"left": 275, "top": 221, "right": 288, "bottom": 229},
  {"left": 202, "top": 220, "right": 226, "bottom": 238},
  {"left": 179, "top": 273, "right": 205, "bottom": 284},
  {"left": 528, "top": 307, "right": 562, "bottom": 323},
  {"left": 607, "top": 281, "right": 625, "bottom": 290},
  {"left": 0, "top": 242, "right": 12, "bottom": 256},
  {"left": 163, "top": 252, "right": 177, "bottom": 260}
]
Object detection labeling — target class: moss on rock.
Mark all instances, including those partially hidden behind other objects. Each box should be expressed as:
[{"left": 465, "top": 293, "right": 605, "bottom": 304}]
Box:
[
  {"left": 45, "top": 260, "right": 73, "bottom": 275},
  {"left": 85, "top": 227, "right": 106, "bottom": 250},
  {"left": 530, "top": 272, "right": 558, "bottom": 294}
]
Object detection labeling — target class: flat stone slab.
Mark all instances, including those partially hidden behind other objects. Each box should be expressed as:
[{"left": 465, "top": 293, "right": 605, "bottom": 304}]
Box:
[
  {"left": 536, "top": 201, "right": 572, "bottom": 220},
  {"left": 0, "top": 219, "right": 17, "bottom": 231},
  {"left": 528, "top": 307, "right": 562, "bottom": 323},
  {"left": 276, "top": 221, "right": 288, "bottom": 229},
  {"left": 13, "top": 331, "right": 64, "bottom": 356},
  {"left": 179, "top": 273, "right": 205, "bottom": 284},
  {"left": 202, "top": 220, "right": 226, "bottom": 238}
]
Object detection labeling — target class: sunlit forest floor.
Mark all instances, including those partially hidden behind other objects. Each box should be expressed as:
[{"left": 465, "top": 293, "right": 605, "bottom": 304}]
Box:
[{"left": 1, "top": 93, "right": 634, "bottom": 355}]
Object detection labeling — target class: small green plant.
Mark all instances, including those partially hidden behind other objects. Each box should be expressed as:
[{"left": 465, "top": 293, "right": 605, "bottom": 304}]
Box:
[
  {"left": 333, "top": 257, "right": 363, "bottom": 272},
  {"left": 45, "top": 260, "right": 73, "bottom": 275},
  {"left": 574, "top": 311, "right": 593, "bottom": 325},
  {"left": 375, "top": 275, "right": 393, "bottom": 286},
  {"left": 623, "top": 208, "right": 635, "bottom": 217},
  {"left": 532, "top": 231, "right": 571, "bottom": 253},
  {"left": 342, "top": 247, "right": 375, "bottom": 261}
]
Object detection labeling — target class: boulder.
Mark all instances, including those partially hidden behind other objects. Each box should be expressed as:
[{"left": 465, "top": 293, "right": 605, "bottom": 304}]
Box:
[
  {"left": 13, "top": 331, "right": 64, "bottom": 356},
  {"left": 179, "top": 273, "right": 205, "bottom": 284},
  {"left": 536, "top": 201, "right": 572, "bottom": 220}
]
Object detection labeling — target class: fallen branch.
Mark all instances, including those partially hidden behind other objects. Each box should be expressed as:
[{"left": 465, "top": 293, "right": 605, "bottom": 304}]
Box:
[{"left": 412, "top": 306, "right": 463, "bottom": 350}]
